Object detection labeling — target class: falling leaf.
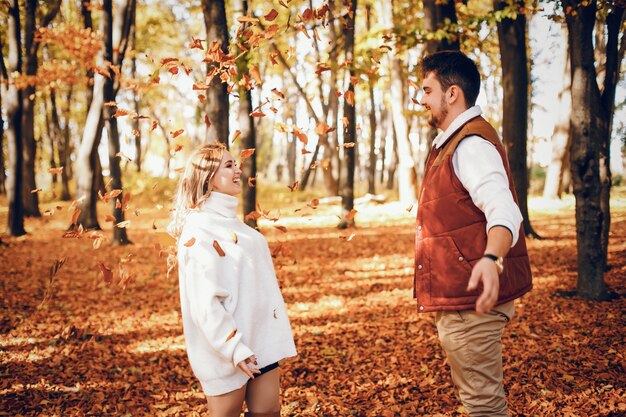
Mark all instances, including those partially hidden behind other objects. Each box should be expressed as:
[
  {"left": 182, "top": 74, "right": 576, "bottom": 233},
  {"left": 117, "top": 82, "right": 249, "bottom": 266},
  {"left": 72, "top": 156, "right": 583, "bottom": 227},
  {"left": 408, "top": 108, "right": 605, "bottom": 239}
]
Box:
[
  {"left": 213, "top": 240, "right": 226, "bottom": 256},
  {"left": 198, "top": 94, "right": 206, "bottom": 103},
  {"left": 105, "top": 215, "right": 115, "bottom": 223},
  {"left": 151, "top": 120, "right": 158, "bottom": 131},
  {"left": 49, "top": 167, "right": 64, "bottom": 175},
  {"left": 240, "top": 149, "right": 255, "bottom": 159},
  {"left": 244, "top": 211, "right": 262, "bottom": 222},
  {"left": 168, "top": 66, "right": 179, "bottom": 75},
  {"left": 346, "top": 209, "right": 358, "bottom": 221},
  {"left": 231, "top": 232, "right": 238, "bottom": 244},
  {"left": 99, "top": 263, "right": 113, "bottom": 285},
  {"left": 271, "top": 88, "right": 285, "bottom": 99},
  {"left": 264, "top": 9, "right": 279, "bottom": 21},
  {"left": 204, "top": 115, "right": 211, "bottom": 128},
  {"left": 112, "top": 108, "right": 132, "bottom": 118},
  {"left": 237, "top": 15, "right": 259, "bottom": 23},
  {"left": 170, "top": 129, "right": 184, "bottom": 138},
  {"left": 273, "top": 309, "right": 278, "bottom": 319},
  {"left": 184, "top": 237, "right": 196, "bottom": 247},
  {"left": 342, "top": 142, "right": 356, "bottom": 148},
  {"left": 193, "top": 81, "right": 208, "bottom": 90},
  {"left": 116, "top": 151, "right": 133, "bottom": 162},
  {"left": 110, "top": 189, "right": 123, "bottom": 199},
  {"left": 249, "top": 111, "right": 266, "bottom": 118},
  {"left": 248, "top": 177, "right": 256, "bottom": 187},
  {"left": 301, "top": 149, "right": 311, "bottom": 155},
  {"left": 115, "top": 220, "right": 131, "bottom": 229},
  {"left": 152, "top": 220, "right": 157, "bottom": 230},
  {"left": 406, "top": 203, "right": 414, "bottom": 212},
  {"left": 226, "top": 328, "right": 237, "bottom": 342},
  {"left": 231, "top": 130, "right": 242, "bottom": 143},
  {"left": 249, "top": 66, "right": 262, "bottom": 84},
  {"left": 344, "top": 90, "right": 355, "bottom": 106},
  {"left": 31, "top": 188, "right": 42, "bottom": 194},
  {"left": 72, "top": 209, "right": 81, "bottom": 226},
  {"left": 308, "top": 198, "right": 319, "bottom": 209},
  {"left": 288, "top": 181, "right": 299, "bottom": 192},
  {"left": 315, "top": 121, "right": 331, "bottom": 135},
  {"left": 274, "top": 225, "right": 288, "bottom": 233}
]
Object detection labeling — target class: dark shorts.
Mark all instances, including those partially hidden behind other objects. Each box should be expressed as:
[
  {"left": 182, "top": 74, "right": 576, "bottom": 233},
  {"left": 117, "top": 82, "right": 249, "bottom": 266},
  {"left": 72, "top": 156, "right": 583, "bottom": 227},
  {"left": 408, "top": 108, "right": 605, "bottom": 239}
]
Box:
[{"left": 258, "top": 362, "right": 279, "bottom": 375}]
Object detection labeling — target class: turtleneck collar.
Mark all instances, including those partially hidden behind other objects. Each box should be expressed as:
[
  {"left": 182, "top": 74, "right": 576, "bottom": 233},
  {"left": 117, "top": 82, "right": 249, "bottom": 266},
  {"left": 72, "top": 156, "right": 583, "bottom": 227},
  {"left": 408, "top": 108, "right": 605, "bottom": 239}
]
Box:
[{"left": 200, "top": 191, "right": 239, "bottom": 218}]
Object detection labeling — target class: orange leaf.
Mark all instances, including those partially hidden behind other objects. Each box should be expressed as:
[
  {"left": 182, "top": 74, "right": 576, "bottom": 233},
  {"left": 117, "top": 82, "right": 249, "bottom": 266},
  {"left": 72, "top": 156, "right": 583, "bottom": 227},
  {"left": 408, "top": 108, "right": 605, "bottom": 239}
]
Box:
[
  {"left": 248, "top": 177, "right": 256, "bottom": 187},
  {"left": 168, "top": 66, "right": 179, "bottom": 75},
  {"left": 204, "top": 115, "right": 212, "bottom": 128},
  {"left": 49, "top": 167, "right": 64, "bottom": 175},
  {"left": 244, "top": 211, "right": 262, "bottom": 222},
  {"left": 160, "top": 57, "right": 179, "bottom": 66},
  {"left": 344, "top": 90, "right": 355, "bottom": 106},
  {"left": 31, "top": 188, "right": 42, "bottom": 194},
  {"left": 249, "top": 65, "right": 262, "bottom": 84},
  {"left": 240, "top": 148, "right": 256, "bottom": 159},
  {"left": 151, "top": 120, "right": 158, "bottom": 131},
  {"left": 104, "top": 215, "right": 116, "bottom": 222},
  {"left": 231, "top": 130, "right": 242, "bottom": 143},
  {"left": 274, "top": 225, "right": 288, "bottom": 233},
  {"left": 287, "top": 181, "right": 299, "bottom": 192},
  {"left": 315, "top": 121, "right": 331, "bottom": 135},
  {"left": 198, "top": 94, "right": 206, "bottom": 103},
  {"left": 110, "top": 189, "right": 123, "bottom": 199},
  {"left": 193, "top": 81, "right": 209, "bottom": 90},
  {"left": 99, "top": 263, "right": 113, "bottom": 285},
  {"left": 170, "top": 129, "right": 184, "bottom": 138},
  {"left": 226, "top": 328, "right": 237, "bottom": 342},
  {"left": 308, "top": 198, "right": 319, "bottom": 209},
  {"left": 115, "top": 220, "right": 131, "bottom": 228},
  {"left": 213, "top": 240, "right": 226, "bottom": 256},
  {"left": 249, "top": 111, "right": 266, "bottom": 118},
  {"left": 72, "top": 209, "right": 81, "bottom": 226},
  {"left": 184, "top": 237, "right": 196, "bottom": 247},
  {"left": 112, "top": 108, "right": 132, "bottom": 118},
  {"left": 237, "top": 15, "right": 259, "bottom": 23},
  {"left": 346, "top": 209, "right": 357, "bottom": 221},
  {"left": 271, "top": 88, "right": 285, "bottom": 99},
  {"left": 264, "top": 9, "right": 279, "bottom": 21}
]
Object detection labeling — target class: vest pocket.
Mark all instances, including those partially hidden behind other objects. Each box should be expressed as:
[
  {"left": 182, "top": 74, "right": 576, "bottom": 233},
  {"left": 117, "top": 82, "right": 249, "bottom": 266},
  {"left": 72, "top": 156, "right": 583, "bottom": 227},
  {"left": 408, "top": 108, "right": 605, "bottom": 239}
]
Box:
[{"left": 428, "top": 236, "right": 476, "bottom": 298}]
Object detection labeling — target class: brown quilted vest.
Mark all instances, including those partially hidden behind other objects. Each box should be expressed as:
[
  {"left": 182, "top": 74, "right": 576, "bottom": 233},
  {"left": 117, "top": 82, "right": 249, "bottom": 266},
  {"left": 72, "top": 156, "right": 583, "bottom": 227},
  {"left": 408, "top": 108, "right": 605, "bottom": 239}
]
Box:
[{"left": 414, "top": 116, "right": 532, "bottom": 312}]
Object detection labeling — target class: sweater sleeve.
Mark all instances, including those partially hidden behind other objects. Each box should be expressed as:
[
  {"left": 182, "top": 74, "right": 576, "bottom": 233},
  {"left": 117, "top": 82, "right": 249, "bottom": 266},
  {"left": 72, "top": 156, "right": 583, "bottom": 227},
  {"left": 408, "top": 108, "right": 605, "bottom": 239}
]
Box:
[
  {"left": 452, "top": 135, "right": 523, "bottom": 246},
  {"left": 181, "top": 237, "right": 254, "bottom": 367}
]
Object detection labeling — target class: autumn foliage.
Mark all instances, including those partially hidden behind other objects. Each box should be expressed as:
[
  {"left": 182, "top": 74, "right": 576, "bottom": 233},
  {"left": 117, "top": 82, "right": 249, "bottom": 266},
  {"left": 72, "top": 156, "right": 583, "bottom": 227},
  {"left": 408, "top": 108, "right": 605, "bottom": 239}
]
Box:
[{"left": 1, "top": 194, "right": 625, "bottom": 416}]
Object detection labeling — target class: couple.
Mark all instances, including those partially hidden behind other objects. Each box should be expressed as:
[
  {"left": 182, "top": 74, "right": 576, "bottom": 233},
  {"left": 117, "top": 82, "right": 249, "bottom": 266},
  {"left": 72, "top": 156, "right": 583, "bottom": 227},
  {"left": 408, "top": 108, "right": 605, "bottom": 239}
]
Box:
[{"left": 168, "top": 51, "right": 532, "bottom": 417}]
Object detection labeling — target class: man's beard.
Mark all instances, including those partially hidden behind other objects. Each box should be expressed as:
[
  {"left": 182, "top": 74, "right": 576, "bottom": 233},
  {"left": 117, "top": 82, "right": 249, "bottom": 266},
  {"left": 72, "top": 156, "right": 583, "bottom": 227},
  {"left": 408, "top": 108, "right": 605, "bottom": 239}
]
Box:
[{"left": 427, "top": 98, "right": 448, "bottom": 128}]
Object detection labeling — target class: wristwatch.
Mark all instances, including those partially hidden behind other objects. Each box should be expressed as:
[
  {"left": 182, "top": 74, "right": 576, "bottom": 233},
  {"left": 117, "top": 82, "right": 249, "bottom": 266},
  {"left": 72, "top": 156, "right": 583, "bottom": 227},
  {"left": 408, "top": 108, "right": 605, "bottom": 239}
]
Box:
[{"left": 483, "top": 253, "right": 504, "bottom": 274}]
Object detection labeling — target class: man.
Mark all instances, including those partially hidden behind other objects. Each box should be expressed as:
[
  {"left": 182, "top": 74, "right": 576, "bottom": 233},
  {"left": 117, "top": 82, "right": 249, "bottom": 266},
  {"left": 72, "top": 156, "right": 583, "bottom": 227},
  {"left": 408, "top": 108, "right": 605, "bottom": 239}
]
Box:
[{"left": 415, "top": 50, "right": 532, "bottom": 416}]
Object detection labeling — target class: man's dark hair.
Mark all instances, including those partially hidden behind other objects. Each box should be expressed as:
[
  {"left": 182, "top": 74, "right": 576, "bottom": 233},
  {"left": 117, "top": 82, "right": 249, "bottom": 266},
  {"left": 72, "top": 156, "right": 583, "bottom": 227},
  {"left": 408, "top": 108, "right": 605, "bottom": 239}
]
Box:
[{"left": 420, "top": 51, "right": 481, "bottom": 107}]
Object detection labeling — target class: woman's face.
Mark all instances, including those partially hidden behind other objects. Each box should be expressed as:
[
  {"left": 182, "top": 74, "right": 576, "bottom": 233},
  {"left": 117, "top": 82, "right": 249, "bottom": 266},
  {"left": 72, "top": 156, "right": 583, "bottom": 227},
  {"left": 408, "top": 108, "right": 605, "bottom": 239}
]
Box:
[{"left": 211, "top": 150, "right": 242, "bottom": 196}]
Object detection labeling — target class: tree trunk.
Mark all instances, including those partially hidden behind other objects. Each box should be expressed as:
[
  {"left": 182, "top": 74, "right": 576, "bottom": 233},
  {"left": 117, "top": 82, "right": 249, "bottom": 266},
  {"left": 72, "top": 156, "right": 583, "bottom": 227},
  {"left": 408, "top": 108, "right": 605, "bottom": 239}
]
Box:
[
  {"left": 339, "top": 0, "right": 357, "bottom": 229},
  {"left": 0, "top": 45, "right": 6, "bottom": 196},
  {"left": 22, "top": 0, "right": 40, "bottom": 217},
  {"left": 599, "top": 6, "right": 625, "bottom": 269},
  {"left": 131, "top": 44, "right": 142, "bottom": 172},
  {"left": 423, "top": 0, "right": 460, "bottom": 52},
  {"left": 43, "top": 95, "right": 58, "bottom": 185},
  {"left": 235, "top": 0, "right": 258, "bottom": 228},
  {"left": 103, "top": 0, "right": 132, "bottom": 244},
  {"left": 495, "top": 0, "right": 539, "bottom": 238},
  {"left": 366, "top": 5, "right": 377, "bottom": 195},
  {"left": 5, "top": 0, "right": 26, "bottom": 236},
  {"left": 379, "top": 108, "right": 388, "bottom": 184},
  {"left": 51, "top": 88, "right": 71, "bottom": 200},
  {"left": 81, "top": 0, "right": 95, "bottom": 109},
  {"left": 202, "top": 0, "right": 229, "bottom": 145},
  {"left": 565, "top": 0, "right": 607, "bottom": 300},
  {"left": 386, "top": 120, "right": 399, "bottom": 191},
  {"left": 543, "top": 32, "right": 571, "bottom": 200}
]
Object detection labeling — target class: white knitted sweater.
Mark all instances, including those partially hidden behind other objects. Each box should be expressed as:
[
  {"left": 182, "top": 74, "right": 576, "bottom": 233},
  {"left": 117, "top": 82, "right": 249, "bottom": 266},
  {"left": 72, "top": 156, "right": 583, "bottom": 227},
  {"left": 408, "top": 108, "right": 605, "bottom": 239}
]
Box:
[{"left": 177, "top": 192, "right": 297, "bottom": 396}]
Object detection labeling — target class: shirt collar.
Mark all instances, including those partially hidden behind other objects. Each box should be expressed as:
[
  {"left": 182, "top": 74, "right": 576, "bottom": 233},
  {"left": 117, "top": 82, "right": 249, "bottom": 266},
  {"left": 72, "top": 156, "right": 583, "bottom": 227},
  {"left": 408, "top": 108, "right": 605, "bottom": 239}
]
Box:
[
  {"left": 432, "top": 105, "right": 483, "bottom": 149},
  {"left": 200, "top": 191, "right": 238, "bottom": 218}
]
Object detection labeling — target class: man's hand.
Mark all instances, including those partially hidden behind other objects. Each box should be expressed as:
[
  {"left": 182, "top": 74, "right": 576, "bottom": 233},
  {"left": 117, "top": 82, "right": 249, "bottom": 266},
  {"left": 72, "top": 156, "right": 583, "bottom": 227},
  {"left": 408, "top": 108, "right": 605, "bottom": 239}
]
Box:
[
  {"left": 237, "top": 355, "right": 261, "bottom": 379},
  {"left": 467, "top": 257, "right": 500, "bottom": 314}
]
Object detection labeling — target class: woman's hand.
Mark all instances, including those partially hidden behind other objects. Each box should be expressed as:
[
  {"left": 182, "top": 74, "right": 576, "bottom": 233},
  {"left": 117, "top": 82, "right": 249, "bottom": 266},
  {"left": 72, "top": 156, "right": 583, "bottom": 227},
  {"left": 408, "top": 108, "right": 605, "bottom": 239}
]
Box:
[{"left": 237, "top": 355, "right": 261, "bottom": 379}]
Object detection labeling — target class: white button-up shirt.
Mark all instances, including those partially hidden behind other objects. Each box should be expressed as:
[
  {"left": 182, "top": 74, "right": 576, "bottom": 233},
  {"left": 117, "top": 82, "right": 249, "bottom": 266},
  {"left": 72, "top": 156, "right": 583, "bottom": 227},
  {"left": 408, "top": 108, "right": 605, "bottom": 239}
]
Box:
[{"left": 432, "top": 105, "right": 523, "bottom": 246}]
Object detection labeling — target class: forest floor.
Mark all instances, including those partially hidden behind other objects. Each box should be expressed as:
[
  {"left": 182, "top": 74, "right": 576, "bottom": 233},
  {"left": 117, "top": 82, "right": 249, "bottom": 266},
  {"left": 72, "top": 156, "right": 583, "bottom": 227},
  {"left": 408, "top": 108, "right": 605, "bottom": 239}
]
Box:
[{"left": 0, "top": 188, "right": 625, "bottom": 417}]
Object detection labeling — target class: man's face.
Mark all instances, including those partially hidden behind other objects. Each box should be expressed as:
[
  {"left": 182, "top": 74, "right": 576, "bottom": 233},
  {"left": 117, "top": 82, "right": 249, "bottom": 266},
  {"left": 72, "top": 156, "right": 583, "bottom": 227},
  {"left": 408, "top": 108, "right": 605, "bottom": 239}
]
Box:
[{"left": 420, "top": 71, "right": 449, "bottom": 129}]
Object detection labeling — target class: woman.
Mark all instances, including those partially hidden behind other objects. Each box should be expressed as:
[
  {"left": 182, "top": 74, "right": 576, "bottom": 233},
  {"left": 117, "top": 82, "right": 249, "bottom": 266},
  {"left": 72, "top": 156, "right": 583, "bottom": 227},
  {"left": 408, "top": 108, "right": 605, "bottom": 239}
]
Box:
[{"left": 169, "top": 143, "right": 297, "bottom": 417}]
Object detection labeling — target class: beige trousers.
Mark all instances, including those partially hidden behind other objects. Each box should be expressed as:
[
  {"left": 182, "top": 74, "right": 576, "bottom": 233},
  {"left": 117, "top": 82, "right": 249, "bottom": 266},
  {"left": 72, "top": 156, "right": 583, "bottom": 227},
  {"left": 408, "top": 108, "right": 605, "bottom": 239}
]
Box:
[{"left": 435, "top": 301, "right": 515, "bottom": 417}]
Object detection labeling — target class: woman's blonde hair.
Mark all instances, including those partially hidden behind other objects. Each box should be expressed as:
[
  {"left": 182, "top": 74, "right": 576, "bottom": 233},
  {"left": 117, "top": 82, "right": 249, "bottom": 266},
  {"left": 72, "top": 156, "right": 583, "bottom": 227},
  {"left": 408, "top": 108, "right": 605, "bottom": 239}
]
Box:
[{"left": 168, "top": 142, "right": 225, "bottom": 239}]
